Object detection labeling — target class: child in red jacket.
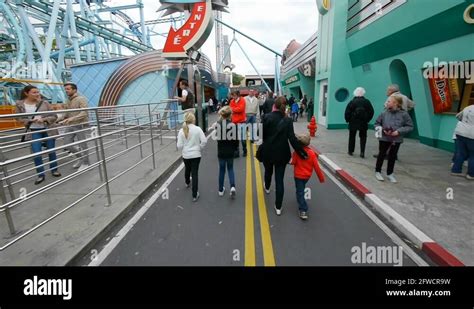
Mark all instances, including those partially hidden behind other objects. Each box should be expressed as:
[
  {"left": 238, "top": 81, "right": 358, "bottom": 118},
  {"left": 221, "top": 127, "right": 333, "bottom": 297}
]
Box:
[{"left": 290, "top": 133, "right": 325, "bottom": 220}]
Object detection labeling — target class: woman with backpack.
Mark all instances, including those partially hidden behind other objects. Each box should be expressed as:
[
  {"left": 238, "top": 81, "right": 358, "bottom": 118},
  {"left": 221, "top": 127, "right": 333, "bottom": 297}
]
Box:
[
  {"left": 344, "top": 87, "right": 374, "bottom": 158},
  {"left": 257, "top": 96, "right": 308, "bottom": 216}
]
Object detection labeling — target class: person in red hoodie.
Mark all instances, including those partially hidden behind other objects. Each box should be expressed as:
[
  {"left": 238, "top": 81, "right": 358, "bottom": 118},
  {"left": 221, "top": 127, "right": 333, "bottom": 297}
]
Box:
[
  {"left": 290, "top": 133, "right": 325, "bottom": 220},
  {"left": 229, "top": 90, "right": 247, "bottom": 157}
]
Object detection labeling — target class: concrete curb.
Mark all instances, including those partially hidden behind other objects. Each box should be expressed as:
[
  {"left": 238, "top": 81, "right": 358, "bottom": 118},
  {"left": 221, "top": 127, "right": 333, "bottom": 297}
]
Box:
[{"left": 310, "top": 145, "right": 465, "bottom": 267}]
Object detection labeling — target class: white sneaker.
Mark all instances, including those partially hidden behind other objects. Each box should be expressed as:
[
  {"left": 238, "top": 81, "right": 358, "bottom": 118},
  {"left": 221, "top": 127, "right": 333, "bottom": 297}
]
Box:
[
  {"left": 375, "top": 172, "right": 384, "bottom": 181},
  {"left": 193, "top": 192, "right": 200, "bottom": 202},
  {"left": 230, "top": 187, "right": 236, "bottom": 199},
  {"left": 264, "top": 182, "right": 271, "bottom": 194},
  {"left": 218, "top": 187, "right": 225, "bottom": 196},
  {"left": 78, "top": 163, "right": 90, "bottom": 172},
  {"left": 466, "top": 175, "right": 474, "bottom": 180},
  {"left": 72, "top": 160, "right": 82, "bottom": 169},
  {"left": 387, "top": 174, "right": 397, "bottom": 183},
  {"left": 274, "top": 206, "right": 282, "bottom": 216}
]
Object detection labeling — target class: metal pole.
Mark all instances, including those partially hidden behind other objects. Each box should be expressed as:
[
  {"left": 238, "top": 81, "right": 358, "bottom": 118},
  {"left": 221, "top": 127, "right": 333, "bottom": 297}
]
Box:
[
  {"left": 275, "top": 55, "right": 282, "bottom": 95},
  {"left": 174, "top": 110, "right": 179, "bottom": 151},
  {"left": 147, "top": 105, "right": 156, "bottom": 169},
  {"left": 214, "top": 18, "right": 283, "bottom": 57},
  {"left": 138, "top": 0, "right": 147, "bottom": 45},
  {"left": 136, "top": 111, "right": 143, "bottom": 159},
  {"left": 94, "top": 110, "right": 112, "bottom": 206},
  {"left": 234, "top": 39, "right": 272, "bottom": 93},
  {"left": 80, "top": 0, "right": 92, "bottom": 62},
  {"left": 0, "top": 178, "right": 15, "bottom": 235},
  {"left": 66, "top": 0, "right": 81, "bottom": 63},
  {"left": 194, "top": 64, "right": 204, "bottom": 130},
  {"left": 0, "top": 149, "right": 16, "bottom": 200},
  {"left": 157, "top": 113, "right": 163, "bottom": 145},
  {"left": 217, "top": 37, "right": 235, "bottom": 73},
  {"left": 94, "top": 37, "right": 101, "bottom": 61},
  {"left": 43, "top": 0, "right": 62, "bottom": 64},
  {"left": 93, "top": 135, "right": 104, "bottom": 182},
  {"left": 57, "top": 10, "right": 70, "bottom": 79},
  {"left": 122, "top": 114, "right": 128, "bottom": 149}
]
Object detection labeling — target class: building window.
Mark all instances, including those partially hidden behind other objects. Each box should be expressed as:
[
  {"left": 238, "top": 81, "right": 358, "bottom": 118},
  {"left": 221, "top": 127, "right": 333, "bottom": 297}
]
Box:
[
  {"left": 425, "top": 60, "right": 474, "bottom": 114},
  {"left": 335, "top": 88, "right": 350, "bottom": 102}
]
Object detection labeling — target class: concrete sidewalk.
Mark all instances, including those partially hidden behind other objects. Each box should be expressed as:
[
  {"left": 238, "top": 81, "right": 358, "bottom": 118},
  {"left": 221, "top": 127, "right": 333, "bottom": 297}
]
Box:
[
  {"left": 0, "top": 129, "right": 183, "bottom": 266},
  {"left": 293, "top": 121, "right": 473, "bottom": 265}
]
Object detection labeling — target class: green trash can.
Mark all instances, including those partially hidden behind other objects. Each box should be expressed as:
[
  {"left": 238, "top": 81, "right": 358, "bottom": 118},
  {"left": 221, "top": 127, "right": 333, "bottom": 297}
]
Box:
[{"left": 195, "top": 103, "right": 208, "bottom": 132}]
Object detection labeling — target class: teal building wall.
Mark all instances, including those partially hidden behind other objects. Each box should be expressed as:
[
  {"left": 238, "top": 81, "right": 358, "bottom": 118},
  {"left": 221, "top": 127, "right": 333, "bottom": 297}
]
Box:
[
  {"left": 281, "top": 68, "right": 316, "bottom": 100},
  {"left": 314, "top": 0, "right": 474, "bottom": 152}
]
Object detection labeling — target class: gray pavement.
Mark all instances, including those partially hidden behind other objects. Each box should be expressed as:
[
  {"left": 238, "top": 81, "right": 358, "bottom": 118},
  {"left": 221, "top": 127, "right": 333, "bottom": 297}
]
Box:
[
  {"left": 292, "top": 119, "right": 474, "bottom": 265},
  {"left": 0, "top": 130, "right": 182, "bottom": 266},
  {"left": 100, "top": 137, "right": 417, "bottom": 266}
]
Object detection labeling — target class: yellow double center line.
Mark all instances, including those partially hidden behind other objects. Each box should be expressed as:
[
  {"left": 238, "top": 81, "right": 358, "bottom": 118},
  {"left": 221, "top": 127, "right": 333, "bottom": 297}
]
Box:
[{"left": 244, "top": 138, "right": 276, "bottom": 266}]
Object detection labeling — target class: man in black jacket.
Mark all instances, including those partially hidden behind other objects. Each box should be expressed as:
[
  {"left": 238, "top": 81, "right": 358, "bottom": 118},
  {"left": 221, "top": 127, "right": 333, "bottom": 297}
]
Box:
[
  {"left": 344, "top": 87, "right": 374, "bottom": 158},
  {"left": 262, "top": 92, "right": 276, "bottom": 115}
]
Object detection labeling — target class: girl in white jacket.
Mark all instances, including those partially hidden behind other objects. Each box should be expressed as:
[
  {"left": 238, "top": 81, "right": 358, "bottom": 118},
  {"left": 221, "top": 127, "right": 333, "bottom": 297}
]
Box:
[{"left": 177, "top": 112, "right": 207, "bottom": 201}]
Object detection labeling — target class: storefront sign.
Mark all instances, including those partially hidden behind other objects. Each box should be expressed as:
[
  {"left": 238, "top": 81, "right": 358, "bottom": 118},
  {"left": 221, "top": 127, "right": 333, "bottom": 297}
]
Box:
[
  {"left": 284, "top": 74, "right": 300, "bottom": 86},
  {"left": 428, "top": 77, "right": 453, "bottom": 114},
  {"left": 162, "top": 0, "right": 214, "bottom": 59}
]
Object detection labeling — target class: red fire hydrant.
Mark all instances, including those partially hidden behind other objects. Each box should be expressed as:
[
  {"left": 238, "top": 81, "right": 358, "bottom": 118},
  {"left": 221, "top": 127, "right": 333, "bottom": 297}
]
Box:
[{"left": 308, "top": 116, "right": 317, "bottom": 137}]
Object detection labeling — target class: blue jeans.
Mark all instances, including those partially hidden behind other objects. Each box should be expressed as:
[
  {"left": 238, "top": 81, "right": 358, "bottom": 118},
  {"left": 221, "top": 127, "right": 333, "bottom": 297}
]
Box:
[
  {"left": 246, "top": 114, "right": 256, "bottom": 141},
  {"left": 31, "top": 130, "right": 58, "bottom": 177},
  {"left": 452, "top": 135, "right": 474, "bottom": 177},
  {"left": 235, "top": 123, "right": 247, "bottom": 155},
  {"left": 295, "top": 178, "right": 309, "bottom": 212},
  {"left": 218, "top": 158, "right": 235, "bottom": 191}
]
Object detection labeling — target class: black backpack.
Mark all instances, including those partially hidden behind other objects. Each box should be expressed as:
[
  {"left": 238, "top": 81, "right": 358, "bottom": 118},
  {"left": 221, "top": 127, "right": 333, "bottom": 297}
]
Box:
[
  {"left": 352, "top": 105, "right": 367, "bottom": 122},
  {"left": 182, "top": 89, "right": 195, "bottom": 110}
]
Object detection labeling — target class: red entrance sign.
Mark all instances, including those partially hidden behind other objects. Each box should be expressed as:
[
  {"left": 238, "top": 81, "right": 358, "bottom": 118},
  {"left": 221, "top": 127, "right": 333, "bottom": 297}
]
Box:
[
  {"left": 428, "top": 76, "right": 453, "bottom": 114},
  {"left": 163, "top": 1, "right": 213, "bottom": 59}
]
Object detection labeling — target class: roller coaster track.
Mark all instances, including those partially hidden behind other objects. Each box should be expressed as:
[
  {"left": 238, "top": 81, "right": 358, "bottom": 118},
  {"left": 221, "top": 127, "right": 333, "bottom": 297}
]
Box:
[
  {"left": 21, "top": 0, "right": 153, "bottom": 53},
  {"left": 110, "top": 10, "right": 143, "bottom": 43}
]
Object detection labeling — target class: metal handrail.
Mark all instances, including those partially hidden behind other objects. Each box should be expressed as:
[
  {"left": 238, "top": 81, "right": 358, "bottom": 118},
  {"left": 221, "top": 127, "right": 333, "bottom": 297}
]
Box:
[
  {"left": 0, "top": 101, "right": 170, "bottom": 119},
  {"left": 0, "top": 111, "right": 177, "bottom": 166},
  {"left": 2, "top": 125, "right": 155, "bottom": 185},
  {"left": 0, "top": 100, "right": 191, "bottom": 250},
  {"left": 0, "top": 113, "right": 169, "bottom": 176}
]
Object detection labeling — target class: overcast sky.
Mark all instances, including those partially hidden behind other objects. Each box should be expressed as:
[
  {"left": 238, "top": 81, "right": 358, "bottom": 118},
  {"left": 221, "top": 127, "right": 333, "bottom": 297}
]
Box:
[{"left": 106, "top": 0, "right": 318, "bottom": 76}]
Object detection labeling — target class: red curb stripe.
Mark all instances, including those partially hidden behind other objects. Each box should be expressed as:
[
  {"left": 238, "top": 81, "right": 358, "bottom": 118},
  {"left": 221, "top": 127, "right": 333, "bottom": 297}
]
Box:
[
  {"left": 310, "top": 145, "right": 465, "bottom": 267},
  {"left": 336, "top": 169, "right": 372, "bottom": 197},
  {"left": 422, "top": 242, "right": 465, "bottom": 266}
]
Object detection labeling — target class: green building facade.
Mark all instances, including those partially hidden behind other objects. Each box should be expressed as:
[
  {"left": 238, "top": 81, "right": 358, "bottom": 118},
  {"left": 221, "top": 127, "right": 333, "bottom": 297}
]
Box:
[{"left": 282, "top": 0, "right": 474, "bottom": 152}]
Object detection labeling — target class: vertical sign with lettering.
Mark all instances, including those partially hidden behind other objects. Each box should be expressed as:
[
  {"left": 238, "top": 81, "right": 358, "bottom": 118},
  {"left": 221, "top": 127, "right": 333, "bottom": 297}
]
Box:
[
  {"left": 163, "top": 0, "right": 214, "bottom": 59},
  {"left": 428, "top": 76, "right": 453, "bottom": 114}
]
